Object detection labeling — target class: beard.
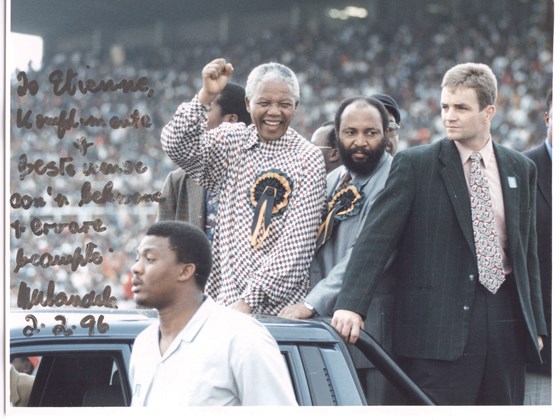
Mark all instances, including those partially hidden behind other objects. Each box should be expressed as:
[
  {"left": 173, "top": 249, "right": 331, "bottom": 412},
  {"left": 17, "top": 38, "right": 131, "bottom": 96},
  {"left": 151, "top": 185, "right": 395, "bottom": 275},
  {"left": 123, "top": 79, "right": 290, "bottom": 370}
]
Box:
[{"left": 338, "top": 139, "right": 387, "bottom": 176}]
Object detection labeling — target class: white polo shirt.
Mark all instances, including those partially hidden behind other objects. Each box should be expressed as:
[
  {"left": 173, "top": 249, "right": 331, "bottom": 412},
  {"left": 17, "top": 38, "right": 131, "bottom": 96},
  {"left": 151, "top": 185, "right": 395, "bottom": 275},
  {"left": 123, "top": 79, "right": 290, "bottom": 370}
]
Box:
[{"left": 128, "top": 296, "right": 297, "bottom": 406}]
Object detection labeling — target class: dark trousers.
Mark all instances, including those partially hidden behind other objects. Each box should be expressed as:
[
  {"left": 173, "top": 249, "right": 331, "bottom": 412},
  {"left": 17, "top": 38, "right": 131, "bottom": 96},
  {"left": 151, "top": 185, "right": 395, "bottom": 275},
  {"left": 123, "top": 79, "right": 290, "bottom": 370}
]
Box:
[{"left": 398, "top": 276, "right": 528, "bottom": 405}]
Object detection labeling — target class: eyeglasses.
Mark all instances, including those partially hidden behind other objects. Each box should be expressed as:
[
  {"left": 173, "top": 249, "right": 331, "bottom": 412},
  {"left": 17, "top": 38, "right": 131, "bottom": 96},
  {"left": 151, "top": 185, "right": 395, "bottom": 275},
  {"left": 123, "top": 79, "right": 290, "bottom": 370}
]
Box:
[{"left": 387, "top": 122, "right": 400, "bottom": 133}]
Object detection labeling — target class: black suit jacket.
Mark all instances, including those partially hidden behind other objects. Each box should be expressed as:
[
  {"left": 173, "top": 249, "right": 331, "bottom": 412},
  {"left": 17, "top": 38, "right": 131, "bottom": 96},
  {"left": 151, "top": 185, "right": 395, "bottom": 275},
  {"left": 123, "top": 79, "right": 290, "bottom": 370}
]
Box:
[
  {"left": 335, "top": 139, "right": 546, "bottom": 362},
  {"left": 524, "top": 142, "right": 552, "bottom": 372}
]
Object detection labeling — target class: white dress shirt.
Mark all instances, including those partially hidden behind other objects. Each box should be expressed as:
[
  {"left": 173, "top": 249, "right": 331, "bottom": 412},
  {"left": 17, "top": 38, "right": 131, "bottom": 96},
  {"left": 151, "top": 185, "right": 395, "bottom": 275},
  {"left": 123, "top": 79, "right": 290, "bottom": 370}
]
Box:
[{"left": 129, "top": 296, "right": 297, "bottom": 406}]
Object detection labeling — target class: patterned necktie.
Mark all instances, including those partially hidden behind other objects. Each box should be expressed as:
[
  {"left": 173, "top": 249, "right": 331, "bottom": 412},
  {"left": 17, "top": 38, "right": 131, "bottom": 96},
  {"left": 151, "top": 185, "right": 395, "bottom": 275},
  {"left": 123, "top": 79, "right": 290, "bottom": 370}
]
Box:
[{"left": 469, "top": 152, "right": 505, "bottom": 293}]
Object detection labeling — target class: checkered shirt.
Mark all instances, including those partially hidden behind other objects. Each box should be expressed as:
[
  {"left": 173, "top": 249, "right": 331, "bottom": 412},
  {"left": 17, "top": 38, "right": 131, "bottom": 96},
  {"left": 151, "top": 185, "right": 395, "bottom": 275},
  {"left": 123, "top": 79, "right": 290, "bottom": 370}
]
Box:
[{"left": 161, "top": 95, "right": 327, "bottom": 315}]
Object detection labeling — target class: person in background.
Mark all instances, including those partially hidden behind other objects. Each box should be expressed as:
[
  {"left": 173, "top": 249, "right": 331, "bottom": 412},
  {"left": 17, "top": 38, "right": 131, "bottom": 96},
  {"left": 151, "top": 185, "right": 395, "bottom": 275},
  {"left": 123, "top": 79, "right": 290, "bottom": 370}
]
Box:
[
  {"left": 278, "top": 96, "right": 396, "bottom": 404},
  {"left": 10, "top": 364, "right": 35, "bottom": 407},
  {"left": 371, "top": 93, "right": 401, "bottom": 155},
  {"left": 128, "top": 221, "right": 297, "bottom": 406},
  {"left": 157, "top": 82, "right": 251, "bottom": 243},
  {"left": 161, "top": 58, "right": 326, "bottom": 315},
  {"left": 523, "top": 88, "right": 552, "bottom": 405},
  {"left": 311, "top": 121, "right": 341, "bottom": 174},
  {"left": 331, "top": 62, "right": 546, "bottom": 405},
  {"left": 11, "top": 356, "right": 36, "bottom": 375}
]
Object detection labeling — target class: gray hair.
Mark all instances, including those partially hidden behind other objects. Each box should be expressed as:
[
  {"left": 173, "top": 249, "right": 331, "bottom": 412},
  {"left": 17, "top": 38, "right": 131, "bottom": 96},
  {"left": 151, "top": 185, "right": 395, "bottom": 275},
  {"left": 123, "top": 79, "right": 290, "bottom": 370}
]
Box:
[
  {"left": 245, "top": 62, "right": 300, "bottom": 102},
  {"left": 441, "top": 62, "right": 498, "bottom": 110}
]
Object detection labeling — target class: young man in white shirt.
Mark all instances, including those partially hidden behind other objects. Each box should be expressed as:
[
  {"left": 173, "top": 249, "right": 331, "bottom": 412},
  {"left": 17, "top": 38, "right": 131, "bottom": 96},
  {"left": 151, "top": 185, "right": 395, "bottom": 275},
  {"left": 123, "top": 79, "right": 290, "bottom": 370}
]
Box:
[{"left": 128, "top": 221, "right": 297, "bottom": 406}]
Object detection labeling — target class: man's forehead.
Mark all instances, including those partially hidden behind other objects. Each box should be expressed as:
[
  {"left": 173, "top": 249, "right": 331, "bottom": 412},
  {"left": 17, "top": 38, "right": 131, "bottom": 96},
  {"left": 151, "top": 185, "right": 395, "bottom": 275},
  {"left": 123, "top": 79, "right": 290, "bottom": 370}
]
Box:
[
  {"left": 137, "top": 235, "right": 171, "bottom": 251},
  {"left": 254, "top": 80, "right": 294, "bottom": 98},
  {"left": 341, "top": 103, "right": 383, "bottom": 125},
  {"left": 441, "top": 86, "right": 477, "bottom": 101}
]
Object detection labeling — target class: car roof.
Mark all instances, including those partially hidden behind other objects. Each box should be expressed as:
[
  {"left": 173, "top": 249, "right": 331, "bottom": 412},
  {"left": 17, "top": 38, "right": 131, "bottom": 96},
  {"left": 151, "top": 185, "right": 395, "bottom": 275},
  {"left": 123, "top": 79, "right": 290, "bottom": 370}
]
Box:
[{"left": 9, "top": 308, "right": 341, "bottom": 346}]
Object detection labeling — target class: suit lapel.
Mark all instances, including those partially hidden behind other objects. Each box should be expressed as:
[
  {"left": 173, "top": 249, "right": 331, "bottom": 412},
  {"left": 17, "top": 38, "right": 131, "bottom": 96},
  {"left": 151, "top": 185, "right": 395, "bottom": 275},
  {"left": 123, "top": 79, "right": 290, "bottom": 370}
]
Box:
[
  {"left": 494, "top": 143, "right": 521, "bottom": 256},
  {"left": 439, "top": 140, "right": 476, "bottom": 258}
]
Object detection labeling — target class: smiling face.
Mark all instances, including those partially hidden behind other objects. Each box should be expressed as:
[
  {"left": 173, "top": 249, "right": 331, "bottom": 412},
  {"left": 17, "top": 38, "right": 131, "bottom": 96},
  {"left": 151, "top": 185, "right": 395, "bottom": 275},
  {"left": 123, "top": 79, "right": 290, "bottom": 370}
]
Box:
[
  {"left": 441, "top": 86, "right": 495, "bottom": 150},
  {"left": 130, "top": 235, "right": 188, "bottom": 309},
  {"left": 245, "top": 80, "right": 297, "bottom": 142}
]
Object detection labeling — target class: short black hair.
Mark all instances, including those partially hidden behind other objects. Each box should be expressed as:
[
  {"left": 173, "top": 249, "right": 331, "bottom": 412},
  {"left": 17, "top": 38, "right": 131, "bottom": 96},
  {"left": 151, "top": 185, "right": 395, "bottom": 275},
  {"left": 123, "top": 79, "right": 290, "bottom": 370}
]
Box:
[
  {"left": 334, "top": 96, "right": 389, "bottom": 139},
  {"left": 216, "top": 83, "right": 252, "bottom": 125},
  {"left": 146, "top": 221, "right": 212, "bottom": 290}
]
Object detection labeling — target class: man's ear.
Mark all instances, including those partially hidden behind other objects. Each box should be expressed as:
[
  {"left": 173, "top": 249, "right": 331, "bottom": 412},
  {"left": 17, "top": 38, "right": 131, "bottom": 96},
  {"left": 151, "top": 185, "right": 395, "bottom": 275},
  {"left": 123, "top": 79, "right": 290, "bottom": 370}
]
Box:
[
  {"left": 245, "top": 97, "right": 251, "bottom": 113},
  {"left": 178, "top": 263, "right": 197, "bottom": 283},
  {"left": 294, "top": 100, "right": 299, "bottom": 110},
  {"left": 484, "top": 105, "right": 496, "bottom": 121},
  {"left": 224, "top": 113, "right": 238, "bottom": 123},
  {"left": 328, "top": 147, "right": 340, "bottom": 162}
]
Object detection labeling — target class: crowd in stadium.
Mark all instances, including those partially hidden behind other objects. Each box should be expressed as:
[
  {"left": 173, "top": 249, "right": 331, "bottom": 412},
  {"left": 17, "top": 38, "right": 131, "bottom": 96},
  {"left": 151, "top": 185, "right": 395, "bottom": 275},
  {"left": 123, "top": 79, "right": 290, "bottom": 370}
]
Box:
[{"left": 9, "top": 3, "right": 552, "bottom": 307}]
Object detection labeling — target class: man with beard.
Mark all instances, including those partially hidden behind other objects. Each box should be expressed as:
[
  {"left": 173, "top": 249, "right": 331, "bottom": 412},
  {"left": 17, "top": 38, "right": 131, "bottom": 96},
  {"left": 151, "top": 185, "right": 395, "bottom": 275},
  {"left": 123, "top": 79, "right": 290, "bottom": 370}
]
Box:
[{"left": 279, "top": 96, "right": 394, "bottom": 404}]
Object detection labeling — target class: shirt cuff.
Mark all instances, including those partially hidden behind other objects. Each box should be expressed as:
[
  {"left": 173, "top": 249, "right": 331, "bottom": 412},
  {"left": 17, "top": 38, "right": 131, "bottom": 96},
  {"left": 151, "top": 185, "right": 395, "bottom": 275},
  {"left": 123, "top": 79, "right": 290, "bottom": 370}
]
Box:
[
  {"left": 240, "top": 286, "right": 265, "bottom": 312},
  {"left": 193, "top": 94, "right": 210, "bottom": 112},
  {"left": 305, "top": 293, "right": 326, "bottom": 316}
]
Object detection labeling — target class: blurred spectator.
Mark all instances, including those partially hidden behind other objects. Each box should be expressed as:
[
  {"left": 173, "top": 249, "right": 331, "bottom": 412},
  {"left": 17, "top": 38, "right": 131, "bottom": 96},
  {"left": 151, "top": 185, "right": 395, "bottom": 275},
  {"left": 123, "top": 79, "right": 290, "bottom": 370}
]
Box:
[
  {"left": 11, "top": 356, "right": 37, "bottom": 375},
  {"left": 310, "top": 121, "right": 341, "bottom": 173},
  {"left": 371, "top": 93, "right": 402, "bottom": 155},
  {"left": 10, "top": 364, "right": 35, "bottom": 407}
]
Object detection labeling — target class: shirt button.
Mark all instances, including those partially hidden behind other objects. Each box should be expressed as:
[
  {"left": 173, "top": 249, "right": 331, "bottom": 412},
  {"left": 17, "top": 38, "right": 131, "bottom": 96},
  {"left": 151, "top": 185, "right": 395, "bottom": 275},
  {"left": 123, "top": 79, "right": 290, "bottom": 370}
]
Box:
[
  {"left": 469, "top": 274, "right": 475, "bottom": 282},
  {"left": 463, "top": 305, "right": 470, "bottom": 311}
]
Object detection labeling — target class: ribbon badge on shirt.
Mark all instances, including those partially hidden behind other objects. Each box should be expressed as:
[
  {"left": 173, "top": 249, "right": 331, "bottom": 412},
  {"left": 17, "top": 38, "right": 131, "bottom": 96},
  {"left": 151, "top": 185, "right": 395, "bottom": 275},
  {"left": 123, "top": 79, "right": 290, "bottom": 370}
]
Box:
[
  {"left": 316, "top": 183, "right": 363, "bottom": 247},
  {"left": 248, "top": 169, "right": 293, "bottom": 250}
]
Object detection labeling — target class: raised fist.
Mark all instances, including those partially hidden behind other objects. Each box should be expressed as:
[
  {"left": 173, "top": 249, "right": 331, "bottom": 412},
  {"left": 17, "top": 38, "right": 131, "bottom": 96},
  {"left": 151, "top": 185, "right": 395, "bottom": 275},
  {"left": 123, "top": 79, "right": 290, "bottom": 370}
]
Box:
[{"left": 198, "top": 58, "right": 234, "bottom": 105}]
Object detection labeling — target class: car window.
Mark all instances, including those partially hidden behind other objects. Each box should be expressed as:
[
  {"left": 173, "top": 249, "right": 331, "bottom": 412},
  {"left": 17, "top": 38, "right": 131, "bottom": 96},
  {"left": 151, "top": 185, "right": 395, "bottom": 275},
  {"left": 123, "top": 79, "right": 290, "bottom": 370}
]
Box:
[
  {"left": 279, "top": 345, "right": 311, "bottom": 406},
  {"left": 11, "top": 351, "right": 128, "bottom": 407}
]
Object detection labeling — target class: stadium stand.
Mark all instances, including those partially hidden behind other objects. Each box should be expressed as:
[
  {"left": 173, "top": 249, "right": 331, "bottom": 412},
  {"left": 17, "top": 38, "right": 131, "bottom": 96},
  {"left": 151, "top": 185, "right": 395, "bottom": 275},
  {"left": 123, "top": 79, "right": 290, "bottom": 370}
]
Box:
[{"left": 9, "top": 0, "right": 553, "bottom": 307}]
